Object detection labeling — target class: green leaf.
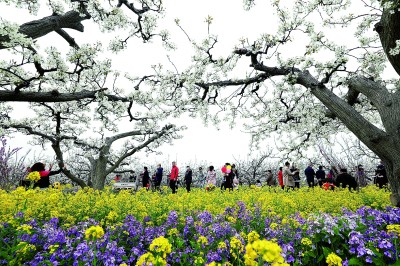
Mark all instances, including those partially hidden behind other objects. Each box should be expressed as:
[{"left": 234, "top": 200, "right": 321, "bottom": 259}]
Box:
[{"left": 348, "top": 257, "right": 362, "bottom": 265}]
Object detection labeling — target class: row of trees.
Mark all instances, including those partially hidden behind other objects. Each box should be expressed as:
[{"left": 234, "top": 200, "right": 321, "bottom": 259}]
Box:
[{"left": 1, "top": 0, "right": 400, "bottom": 205}]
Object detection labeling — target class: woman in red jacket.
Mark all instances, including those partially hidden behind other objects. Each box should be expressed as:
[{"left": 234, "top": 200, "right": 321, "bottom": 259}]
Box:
[
  {"left": 278, "top": 167, "right": 284, "bottom": 189},
  {"left": 169, "top": 161, "right": 179, "bottom": 194}
]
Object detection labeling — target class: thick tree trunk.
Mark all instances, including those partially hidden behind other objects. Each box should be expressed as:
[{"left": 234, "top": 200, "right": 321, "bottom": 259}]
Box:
[
  {"left": 375, "top": 2, "right": 400, "bottom": 76},
  {"left": 383, "top": 159, "right": 400, "bottom": 207},
  {"left": 92, "top": 157, "right": 108, "bottom": 190}
]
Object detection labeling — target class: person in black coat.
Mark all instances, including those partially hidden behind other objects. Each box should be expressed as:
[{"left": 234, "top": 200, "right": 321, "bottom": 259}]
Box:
[
  {"left": 375, "top": 164, "right": 388, "bottom": 189},
  {"left": 22, "top": 162, "right": 63, "bottom": 189},
  {"left": 222, "top": 163, "right": 234, "bottom": 191},
  {"left": 335, "top": 168, "right": 357, "bottom": 191},
  {"left": 155, "top": 164, "right": 163, "bottom": 190},
  {"left": 184, "top": 166, "right": 193, "bottom": 192},
  {"left": 304, "top": 164, "right": 316, "bottom": 187},
  {"left": 142, "top": 167, "right": 150, "bottom": 190},
  {"left": 315, "top": 166, "right": 326, "bottom": 187}
]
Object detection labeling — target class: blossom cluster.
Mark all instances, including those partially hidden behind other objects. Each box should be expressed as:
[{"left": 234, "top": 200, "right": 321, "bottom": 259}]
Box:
[
  {"left": 0, "top": 185, "right": 390, "bottom": 226},
  {"left": 25, "top": 171, "right": 41, "bottom": 183}
]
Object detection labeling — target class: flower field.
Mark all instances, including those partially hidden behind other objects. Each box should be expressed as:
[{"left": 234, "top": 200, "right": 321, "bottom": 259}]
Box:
[{"left": 0, "top": 186, "right": 399, "bottom": 265}]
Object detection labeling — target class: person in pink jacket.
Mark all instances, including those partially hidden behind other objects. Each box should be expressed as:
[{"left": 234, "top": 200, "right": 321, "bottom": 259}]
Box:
[{"left": 29, "top": 162, "right": 64, "bottom": 188}]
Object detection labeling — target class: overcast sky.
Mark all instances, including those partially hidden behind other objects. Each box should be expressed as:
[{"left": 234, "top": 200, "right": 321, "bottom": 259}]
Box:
[{"left": 2, "top": 0, "right": 281, "bottom": 170}]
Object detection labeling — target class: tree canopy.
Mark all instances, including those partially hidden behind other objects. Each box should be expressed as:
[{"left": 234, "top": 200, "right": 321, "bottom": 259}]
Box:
[
  {"left": 2, "top": 0, "right": 400, "bottom": 202},
  {"left": 0, "top": 0, "right": 183, "bottom": 188}
]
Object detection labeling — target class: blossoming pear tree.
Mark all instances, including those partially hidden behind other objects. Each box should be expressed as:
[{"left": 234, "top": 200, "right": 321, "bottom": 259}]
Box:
[
  {"left": 148, "top": 1, "right": 400, "bottom": 205},
  {"left": 0, "top": 0, "right": 184, "bottom": 189}
]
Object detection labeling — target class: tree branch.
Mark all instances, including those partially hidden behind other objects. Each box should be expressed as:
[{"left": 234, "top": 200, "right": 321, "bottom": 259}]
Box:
[
  {"left": 105, "top": 124, "right": 174, "bottom": 175},
  {"left": 0, "top": 90, "right": 130, "bottom": 102},
  {"left": 0, "top": 10, "right": 90, "bottom": 49},
  {"left": 55, "top": 29, "right": 80, "bottom": 49}
]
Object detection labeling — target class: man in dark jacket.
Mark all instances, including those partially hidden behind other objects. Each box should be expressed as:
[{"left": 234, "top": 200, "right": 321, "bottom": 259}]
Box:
[
  {"left": 304, "top": 164, "right": 316, "bottom": 187},
  {"left": 315, "top": 166, "right": 326, "bottom": 187},
  {"left": 184, "top": 166, "right": 193, "bottom": 192},
  {"left": 155, "top": 164, "right": 163, "bottom": 190},
  {"left": 335, "top": 168, "right": 357, "bottom": 191}
]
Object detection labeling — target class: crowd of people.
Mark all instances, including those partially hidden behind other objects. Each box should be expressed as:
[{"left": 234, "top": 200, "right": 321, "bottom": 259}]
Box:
[
  {"left": 125, "top": 161, "right": 389, "bottom": 193},
  {"left": 121, "top": 162, "right": 240, "bottom": 194},
  {"left": 301, "top": 162, "right": 388, "bottom": 191},
  {"left": 20, "top": 159, "right": 389, "bottom": 193}
]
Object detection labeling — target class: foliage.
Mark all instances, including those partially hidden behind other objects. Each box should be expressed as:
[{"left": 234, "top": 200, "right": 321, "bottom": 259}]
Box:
[
  {"left": 0, "top": 136, "right": 28, "bottom": 190},
  {"left": 0, "top": 185, "right": 391, "bottom": 226},
  {"left": 0, "top": 186, "right": 398, "bottom": 265}
]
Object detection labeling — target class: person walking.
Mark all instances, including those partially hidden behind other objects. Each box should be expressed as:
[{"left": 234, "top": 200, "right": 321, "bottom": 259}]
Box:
[
  {"left": 184, "top": 166, "right": 193, "bottom": 192},
  {"left": 221, "top": 163, "right": 234, "bottom": 191},
  {"left": 206, "top": 166, "right": 217, "bottom": 188},
  {"left": 283, "top": 162, "right": 296, "bottom": 191},
  {"left": 304, "top": 164, "right": 316, "bottom": 187},
  {"left": 232, "top": 164, "right": 239, "bottom": 183},
  {"left": 355, "top": 164, "right": 368, "bottom": 188},
  {"left": 291, "top": 165, "right": 301, "bottom": 189},
  {"left": 114, "top": 175, "right": 121, "bottom": 182},
  {"left": 266, "top": 170, "right": 276, "bottom": 186},
  {"left": 375, "top": 163, "right": 388, "bottom": 189},
  {"left": 198, "top": 167, "right": 205, "bottom": 187},
  {"left": 142, "top": 167, "right": 150, "bottom": 190},
  {"left": 155, "top": 164, "right": 163, "bottom": 191},
  {"left": 277, "top": 167, "right": 284, "bottom": 189},
  {"left": 315, "top": 166, "right": 326, "bottom": 187},
  {"left": 335, "top": 168, "right": 357, "bottom": 191},
  {"left": 169, "top": 161, "right": 179, "bottom": 194}
]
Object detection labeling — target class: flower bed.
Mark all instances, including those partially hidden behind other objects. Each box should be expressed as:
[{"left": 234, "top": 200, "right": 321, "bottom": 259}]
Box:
[{"left": 0, "top": 186, "right": 398, "bottom": 265}]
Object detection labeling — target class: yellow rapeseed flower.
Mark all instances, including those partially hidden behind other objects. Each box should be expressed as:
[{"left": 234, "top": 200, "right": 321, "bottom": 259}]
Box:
[
  {"left": 197, "top": 235, "right": 208, "bottom": 245},
  {"left": 218, "top": 241, "right": 227, "bottom": 250},
  {"left": 136, "top": 252, "right": 160, "bottom": 266},
  {"left": 247, "top": 231, "right": 260, "bottom": 243},
  {"left": 48, "top": 244, "right": 59, "bottom": 254},
  {"left": 25, "top": 171, "right": 41, "bottom": 183},
  {"left": 230, "top": 236, "right": 244, "bottom": 259},
  {"left": 270, "top": 223, "right": 278, "bottom": 230},
  {"left": 194, "top": 256, "right": 205, "bottom": 264},
  {"left": 149, "top": 236, "right": 172, "bottom": 258},
  {"left": 17, "top": 224, "right": 32, "bottom": 234},
  {"left": 301, "top": 237, "right": 312, "bottom": 246},
  {"left": 387, "top": 224, "right": 400, "bottom": 236},
  {"left": 167, "top": 228, "right": 179, "bottom": 237},
  {"left": 244, "top": 239, "right": 287, "bottom": 265},
  {"left": 106, "top": 210, "right": 119, "bottom": 222},
  {"left": 16, "top": 241, "right": 36, "bottom": 255}
]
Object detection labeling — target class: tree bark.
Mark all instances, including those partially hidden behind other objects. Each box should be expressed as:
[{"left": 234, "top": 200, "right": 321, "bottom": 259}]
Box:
[
  {"left": 51, "top": 141, "right": 87, "bottom": 188},
  {"left": 0, "top": 10, "right": 90, "bottom": 49},
  {"left": 0, "top": 90, "right": 130, "bottom": 102},
  {"left": 375, "top": 2, "right": 400, "bottom": 76},
  {"left": 92, "top": 156, "right": 108, "bottom": 190}
]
